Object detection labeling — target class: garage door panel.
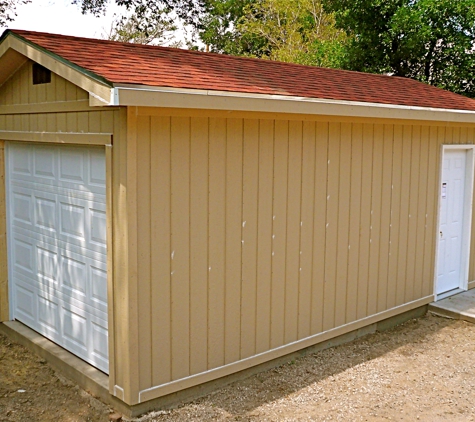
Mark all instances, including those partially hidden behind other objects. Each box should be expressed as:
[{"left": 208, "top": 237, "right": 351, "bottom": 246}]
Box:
[
  {"left": 12, "top": 237, "right": 35, "bottom": 278},
  {"left": 60, "top": 202, "right": 86, "bottom": 241},
  {"left": 63, "top": 307, "right": 88, "bottom": 352},
  {"left": 89, "top": 149, "right": 106, "bottom": 186},
  {"left": 91, "top": 322, "right": 108, "bottom": 365},
  {"left": 37, "top": 246, "right": 59, "bottom": 287},
  {"left": 34, "top": 146, "right": 57, "bottom": 180},
  {"left": 59, "top": 149, "right": 85, "bottom": 183},
  {"left": 14, "top": 284, "right": 36, "bottom": 325},
  {"left": 8, "top": 143, "right": 108, "bottom": 374},
  {"left": 62, "top": 255, "right": 87, "bottom": 298},
  {"left": 37, "top": 294, "right": 60, "bottom": 335},
  {"left": 10, "top": 144, "right": 32, "bottom": 176},
  {"left": 12, "top": 192, "right": 33, "bottom": 227},
  {"left": 90, "top": 265, "right": 108, "bottom": 310},
  {"left": 35, "top": 196, "right": 58, "bottom": 233}
]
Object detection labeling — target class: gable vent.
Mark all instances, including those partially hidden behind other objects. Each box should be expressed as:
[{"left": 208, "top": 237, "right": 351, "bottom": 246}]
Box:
[{"left": 32, "top": 63, "right": 51, "bottom": 85}]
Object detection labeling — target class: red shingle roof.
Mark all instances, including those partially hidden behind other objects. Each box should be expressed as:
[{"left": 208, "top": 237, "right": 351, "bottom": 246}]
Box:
[{"left": 6, "top": 29, "right": 475, "bottom": 111}]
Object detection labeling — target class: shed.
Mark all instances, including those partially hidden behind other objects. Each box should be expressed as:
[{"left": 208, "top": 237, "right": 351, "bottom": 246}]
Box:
[{"left": 1, "top": 29, "right": 475, "bottom": 416}]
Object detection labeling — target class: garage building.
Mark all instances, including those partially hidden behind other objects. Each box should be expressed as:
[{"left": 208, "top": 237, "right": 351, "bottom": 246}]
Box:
[{"left": 1, "top": 29, "right": 475, "bottom": 416}]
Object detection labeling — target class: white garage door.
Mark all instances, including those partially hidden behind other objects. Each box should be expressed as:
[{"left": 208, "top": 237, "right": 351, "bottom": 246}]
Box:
[{"left": 6, "top": 143, "right": 108, "bottom": 373}]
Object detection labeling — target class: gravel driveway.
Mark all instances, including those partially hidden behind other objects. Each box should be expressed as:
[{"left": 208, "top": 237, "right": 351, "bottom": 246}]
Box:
[{"left": 1, "top": 312, "right": 475, "bottom": 421}]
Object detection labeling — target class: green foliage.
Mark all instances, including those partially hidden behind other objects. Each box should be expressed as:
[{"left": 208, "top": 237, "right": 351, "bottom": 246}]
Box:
[
  {"left": 237, "top": 0, "right": 347, "bottom": 67},
  {"left": 324, "top": 0, "right": 475, "bottom": 96}
]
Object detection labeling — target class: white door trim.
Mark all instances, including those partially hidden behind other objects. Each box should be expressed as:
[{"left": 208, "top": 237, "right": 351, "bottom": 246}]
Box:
[{"left": 434, "top": 145, "right": 475, "bottom": 300}]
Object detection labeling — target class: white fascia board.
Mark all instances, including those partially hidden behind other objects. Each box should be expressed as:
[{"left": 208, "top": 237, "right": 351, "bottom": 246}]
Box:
[{"left": 110, "top": 84, "right": 475, "bottom": 123}]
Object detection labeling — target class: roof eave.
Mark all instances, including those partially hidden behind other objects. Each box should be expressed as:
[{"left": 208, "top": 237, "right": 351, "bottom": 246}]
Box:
[{"left": 111, "top": 84, "right": 475, "bottom": 124}]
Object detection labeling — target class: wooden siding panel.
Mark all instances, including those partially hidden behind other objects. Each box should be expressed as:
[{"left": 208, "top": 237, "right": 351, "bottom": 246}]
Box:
[
  {"left": 422, "top": 126, "right": 441, "bottom": 297},
  {"left": 136, "top": 116, "right": 152, "bottom": 391},
  {"left": 284, "top": 121, "right": 303, "bottom": 343},
  {"left": 208, "top": 117, "right": 226, "bottom": 369},
  {"left": 415, "top": 126, "right": 430, "bottom": 299},
  {"left": 256, "top": 119, "right": 274, "bottom": 353},
  {"left": 189, "top": 117, "right": 209, "bottom": 375},
  {"left": 395, "top": 126, "right": 412, "bottom": 306},
  {"left": 334, "top": 123, "right": 351, "bottom": 327},
  {"left": 356, "top": 124, "right": 373, "bottom": 319},
  {"left": 224, "top": 118, "right": 243, "bottom": 364},
  {"left": 346, "top": 123, "right": 363, "bottom": 322},
  {"left": 150, "top": 116, "right": 172, "bottom": 385},
  {"left": 405, "top": 126, "right": 421, "bottom": 303},
  {"left": 368, "top": 124, "right": 383, "bottom": 317},
  {"left": 270, "top": 120, "right": 288, "bottom": 349},
  {"left": 298, "top": 121, "right": 316, "bottom": 338},
  {"left": 387, "top": 126, "right": 403, "bottom": 309},
  {"left": 311, "top": 122, "right": 328, "bottom": 333},
  {"left": 240, "top": 119, "right": 259, "bottom": 359},
  {"left": 170, "top": 116, "right": 191, "bottom": 380},
  {"left": 377, "top": 125, "right": 393, "bottom": 312},
  {"left": 323, "top": 122, "right": 340, "bottom": 330}
]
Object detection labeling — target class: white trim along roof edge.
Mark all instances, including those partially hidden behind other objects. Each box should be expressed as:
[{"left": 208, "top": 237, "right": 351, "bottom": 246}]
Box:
[{"left": 106, "top": 84, "right": 475, "bottom": 124}]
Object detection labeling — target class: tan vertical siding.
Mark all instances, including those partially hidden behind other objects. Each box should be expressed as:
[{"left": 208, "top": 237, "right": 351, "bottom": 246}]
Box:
[
  {"left": 208, "top": 117, "right": 226, "bottom": 368},
  {"left": 368, "top": 124, "right": 383, "bottom": 317},
  {"left": 137, "top": 116, "right": 152, "bottom": 391},
  {"left": 224, "top": 118, "right": 243, "bottom": 364},
  {"left": 170, "top": 117, "right": 191, "bottom": 380},
  {"left": 270, "top": 120, "right": 288, "bottom": 349},
  {"left": 241, "top": 119, "right": 259, "bottom": 358},
  {"left": 129, "top": 113, "right": 475, "bottom": 397},
  {"left": 150, "top": 116, "right": 172, "bottom": 385},
  {"left": 255, "top": 119, "right": 273, "bottom": 353},
  {"left": 356, "top": 125, "right": 373, "bottom": 318},
  {"left": 323, "top": 122, "right": 340, "bottom": 330},
  {"left": 284, "top": 121, "right": 302, "bottom": 343},
  {"left": 310, "top": 122, "right": 328, "bottom": 333},
  {"left": 346, "top": 123, "right": 363, "bottom": 321},
  {"left": 298, "top": 122, "right": 316, "bottom": 338},
  {"left": 335, "top": 123, "right": 351, "bottom": 326},
  {"left": 377, "top": 125, "right": 393, "bottom": 312},
  {"left": 189, "top": 117, "right": 209, "bottom": 375}
]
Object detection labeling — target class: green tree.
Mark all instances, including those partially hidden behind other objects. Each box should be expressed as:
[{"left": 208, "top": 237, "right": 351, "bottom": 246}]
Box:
[
  {"left": 324, "top": 0, "right": 475, "bottom": 96},
  {"left": 237, "top": 0, "right": 347, "bottom": 67}
]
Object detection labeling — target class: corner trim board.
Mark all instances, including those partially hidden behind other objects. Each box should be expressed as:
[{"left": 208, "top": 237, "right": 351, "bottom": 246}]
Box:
[
  {"left": 0, "top": 131, "right": 112, "bottom": 145},
  {"left": 137, "top": 295, "right": 434, "bottom": 403}
]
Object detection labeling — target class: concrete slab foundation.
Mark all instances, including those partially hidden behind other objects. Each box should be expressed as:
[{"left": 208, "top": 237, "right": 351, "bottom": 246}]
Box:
[{"left": 429, "top": 289, "right": 475, "bottom": 324}]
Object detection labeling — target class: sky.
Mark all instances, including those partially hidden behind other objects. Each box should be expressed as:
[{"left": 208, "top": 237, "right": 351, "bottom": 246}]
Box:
[{"left": 1, "top": 0, "right": 128, "bottom": 39}]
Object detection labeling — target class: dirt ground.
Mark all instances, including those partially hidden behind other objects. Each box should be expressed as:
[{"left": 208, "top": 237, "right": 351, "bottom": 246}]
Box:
[{"left": 1, "top": 313, "right": 475, "bottom": 422}]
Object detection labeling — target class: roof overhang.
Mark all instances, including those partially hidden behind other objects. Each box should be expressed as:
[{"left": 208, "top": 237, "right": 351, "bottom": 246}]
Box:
[
  {"left": 0, "top": 31, "right": 113, "bottom": 104},
  {"left": 108, "top": 84, "right": 475, "bottom": 124}
]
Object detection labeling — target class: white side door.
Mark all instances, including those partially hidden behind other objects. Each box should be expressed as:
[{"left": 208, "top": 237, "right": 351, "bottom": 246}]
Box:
[{"left": 436, "top": 148, "right": 473, "bottom": 295}]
